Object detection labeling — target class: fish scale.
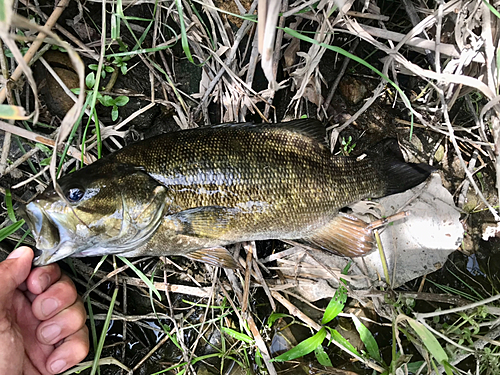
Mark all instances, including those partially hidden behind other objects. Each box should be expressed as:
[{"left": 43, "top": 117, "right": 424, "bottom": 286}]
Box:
[{"left": 19, "top": 119, "right": 434, "bottom": 267}]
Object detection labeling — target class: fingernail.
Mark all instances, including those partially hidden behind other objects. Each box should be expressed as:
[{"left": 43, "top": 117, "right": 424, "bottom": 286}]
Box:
[
  {"left": 50, "top": 359, "right": 67, "bottom": 373},
  {"left": 41, "top": 324, "right": 61, "bottom": 342},
  {"left": 7, "top": 247, "right": 28, "bottom": 259},
  {"left": 38, "top": 273, "right": 51, "bottom": 292},
  {"left": 41, "top": 298, "right": 59, "bottom": 317}
]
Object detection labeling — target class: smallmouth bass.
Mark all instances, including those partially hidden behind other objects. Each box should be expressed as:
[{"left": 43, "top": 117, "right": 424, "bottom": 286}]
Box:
[{"left": 19, "top": 119, "right": 433, "bottom": 267}]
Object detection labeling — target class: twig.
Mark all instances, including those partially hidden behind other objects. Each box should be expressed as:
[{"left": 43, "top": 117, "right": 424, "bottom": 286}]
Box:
[
  {"left": 241, "top": 242, "right": 253, "bottom": 314},
  {"left": 11, "top": 165, "right": 49, "bottom": 190},
  {"left": 322, "top": 38, "right": 359, "bottom": 120},
  {"left": 246, "top": 313, "right": 278, "bottom": 375},
  {"left": 345, "top": 11, "right": 389, "bottom": 21},
  {"left": 441, "top": 89, "right": 500, "bottom": 221},
  {"left": 374, "top": 229, "right": 391, "bottom": 287},
  {"left": 0, "top": 121, "right": 94, "bottom": 164},
  {"left": 131, "top": 334, "right": 172, "bottom": 372},
  {"left": 264, "top": 0, "right": 288, "bottom": 119},
  {"left": 415, "top": 293, "right": 500, "bottom": 320},
  {"left": 0, "top": 0, "right": 71, "bottom": 105},
  {"left": 0, "top": 39, "right": 12, "bottom": 176},
  {"left": 123, "top": 278, "right": 216, "bottom": 298},
  {"left": 336, "top": 23, "right": 484, "bottom": 63},
  {"left": 401, "top": 0, "right": 435, "bottom": 69},
  {"left": 17, "top": 0, "right": 100, "bottom": 61},
  {"left": 2, "top": 146, "right": 40, "bottom": 178},
  {"left": 65, "top": 357, "right": 132, "bottom": 374},
  {"left": 458, "top": 149, "right": 478, "bottom": 209},
  {"left": 251, "top": 258, "right": 276, "bottom": 311}
]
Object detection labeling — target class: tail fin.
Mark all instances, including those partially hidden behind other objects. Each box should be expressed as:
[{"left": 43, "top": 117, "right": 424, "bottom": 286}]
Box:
[
  {"left": 370, "top": 139, "right": 435, "bottom": 196},
  {"left": 382, "top": 160, "right": 435, "bottom": 195}
]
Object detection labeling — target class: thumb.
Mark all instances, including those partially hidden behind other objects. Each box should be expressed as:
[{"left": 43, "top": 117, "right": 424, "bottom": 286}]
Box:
[{"left": 0, "top": 247, "right": 34, "bottom": 301}]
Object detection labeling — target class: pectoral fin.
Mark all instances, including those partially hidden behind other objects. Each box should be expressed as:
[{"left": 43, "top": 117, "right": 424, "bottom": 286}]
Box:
[
  {"left": 186, "top": 247, "right": 240, "bottom": 269},
  {"left": 303, "top": 214, "right": 374, "bottom": 257},
  {"left": 172, "top": 206, "right": 238, "bottom": 238}
]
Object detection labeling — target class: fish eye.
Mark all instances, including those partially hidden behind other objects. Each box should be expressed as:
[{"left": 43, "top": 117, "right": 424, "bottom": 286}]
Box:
[{"left": 66, "top": 187, "right": 85, "bottom": 203}]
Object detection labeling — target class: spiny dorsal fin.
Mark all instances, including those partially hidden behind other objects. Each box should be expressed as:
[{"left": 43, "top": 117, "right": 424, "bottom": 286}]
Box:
[
  {"left": 208, "top": 118, "right": 328, "bottom": 148},
  {"left": 186, "top": 247, "right": 240, "bottom": 269},
  {"left": 302, "top": 214, "right": 374, "bottom": 257},
  {"left": 270, "top": 119, "right": 328, "bottom": 147}
]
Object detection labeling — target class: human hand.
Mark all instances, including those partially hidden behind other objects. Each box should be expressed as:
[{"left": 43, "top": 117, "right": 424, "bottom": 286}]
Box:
[{"left": 0, "top": 246, "right": 89, "bottom": 374}]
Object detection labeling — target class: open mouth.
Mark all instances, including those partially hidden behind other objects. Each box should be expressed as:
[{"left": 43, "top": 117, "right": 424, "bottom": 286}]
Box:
[
  {"left": 19, "top": 202, "right": 73, "bottom": 266},
  {"left": 21, "top": 203, "right": 60, "bottom": 247}
]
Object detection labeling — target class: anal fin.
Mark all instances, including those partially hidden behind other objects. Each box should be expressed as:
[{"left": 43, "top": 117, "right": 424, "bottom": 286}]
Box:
[
  {"left": 186, "top": 247, "right": 240, "bottom": 269},
  {"left": 303, "top": 214, "right": 374, "bottom": 257}
]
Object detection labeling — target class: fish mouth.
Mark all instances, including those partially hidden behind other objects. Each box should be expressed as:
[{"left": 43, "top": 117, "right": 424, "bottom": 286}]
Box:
[{"left": 20, "top": 202, "right": 78, "bottom": 266}]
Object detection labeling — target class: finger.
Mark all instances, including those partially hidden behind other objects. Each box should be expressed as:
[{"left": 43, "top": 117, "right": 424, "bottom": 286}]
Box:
[
  {"left": 26, "top": 263, "right": 62, "bottom": 296},
  {"left": 0, "top": 247, "right": 34, "bottom": 308},
  {"left": 31, "top": 274, "right": 78, "bottom": 320},
  {"left": 37, "top": 298, "right": 86, "bottom": 345},
  {"left": 45, "top": 325, "right": 89, "bottom": 374}
]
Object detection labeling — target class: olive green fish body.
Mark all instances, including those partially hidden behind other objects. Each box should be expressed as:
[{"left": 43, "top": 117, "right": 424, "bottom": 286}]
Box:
[
  {"left": 20, "top": 119, "right": 433, "bottom": 266},
  {"left": 109, "top": 123, "right": 385, "bottom": 254}
]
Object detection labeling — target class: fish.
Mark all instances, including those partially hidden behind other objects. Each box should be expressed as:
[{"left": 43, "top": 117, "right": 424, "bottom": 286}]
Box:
[{"left": 19, "top": 119, "right": 434, "bottom": 267}]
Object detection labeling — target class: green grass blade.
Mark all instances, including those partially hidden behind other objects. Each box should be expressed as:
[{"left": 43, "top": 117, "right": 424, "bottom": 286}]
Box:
[
  {"left": 408, "top": 319, "right": 448, "bottom": 364},
  {"left": 327, "top": 327, "right": 360, "bottom": 357},
  {"left": 425, "top": 278, "right": 479, "bottom": 301},
  {"left": 483, "top": 0, "right": 500, "bottom": 19},
  {"left": 85, "top": 296, "right": 98, "bottom": 364},
  {"left": 267, "top": 312, "right": 291, "bottom": 327},
  {"left": 322, "top": 285, "right": 347, "bottom": 324},
  {"left": 118, "top": 256, "right": 162, "bottom": 300},
  {"left": 90, "top": 286, "right": 119, "bottom": 375},
  {"left": 14, "top": 226, "right": 30, "bottom": 249},
  {"left": 406, "top": 361, "right": 425, "bottom": 373},
  {"left": 0, "top": 220, "right": 25, "bottom": 242},
  {"left": 15, "top": 136, "right": 37, "bottom": 174},
  {"left": 273, "top": 327, "right": 327, "bottom": 362},
  {"left": 221, "top": 327, "right": 254, "bottom": 344},
  {"left": 148, "top": 268, "right": 182, "bottom": 351},
  {"left": 175, "top": 0, "right": 194, "bottom": 63},
  {"left": 443, "top": 361, "right": 454, "bottom": 375},
  {"left": 189, "top": 2, "right": 215, "bottom": 49},
  {"left": 314, "top": 345, "right": 333, "bottom": 367},
  {"left": 151, "top": 353, "right": 225, "bottom": 375},
  {"left": 4, "top": 188, "right": 17, "bottom": 222},
  {"left": 351, "top": 315, "right": 381, "bottom": 362}
]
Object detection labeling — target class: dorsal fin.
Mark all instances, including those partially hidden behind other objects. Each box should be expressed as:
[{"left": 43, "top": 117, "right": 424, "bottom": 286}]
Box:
[
  {"left": 208, "top": 118, "right": 328, "bottom": 148},
  {"left": 270, "top": 119, "right": 328, "bottom": 147}
]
